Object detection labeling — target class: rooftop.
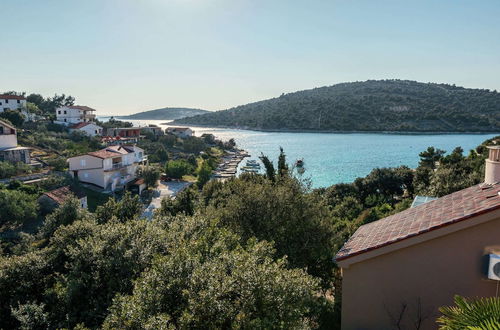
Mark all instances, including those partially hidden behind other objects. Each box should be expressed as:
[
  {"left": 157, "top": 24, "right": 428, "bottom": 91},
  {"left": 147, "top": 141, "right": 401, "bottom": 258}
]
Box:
[
  {"left": 0, "top": 94, "right": 26, "bottom": 100},
  {"left": 70, "top": 122, "right": 96, "bottom": 129},
  {"left": 43, "top": 185, "right": 86, "bottom": 204},
  {"left": 335, "top": 182, "right": 500, "bottom": 261},
  {"left": 87, "top": 145, "right": 136, "bottom": 159},
  {"left": 67, "top": 105, "right": 96, "bottom": 112}
]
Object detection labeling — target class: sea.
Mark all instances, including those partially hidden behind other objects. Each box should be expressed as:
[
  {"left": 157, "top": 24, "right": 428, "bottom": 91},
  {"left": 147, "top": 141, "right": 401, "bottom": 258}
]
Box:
[{"left": 98, "top": 116, "right": 498, "bottom": 188}]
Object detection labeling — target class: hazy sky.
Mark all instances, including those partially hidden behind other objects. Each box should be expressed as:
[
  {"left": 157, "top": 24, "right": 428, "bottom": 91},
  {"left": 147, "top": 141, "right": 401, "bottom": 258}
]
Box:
[{"left": 2, "top": 0, "right": 499, "bottom": 115}]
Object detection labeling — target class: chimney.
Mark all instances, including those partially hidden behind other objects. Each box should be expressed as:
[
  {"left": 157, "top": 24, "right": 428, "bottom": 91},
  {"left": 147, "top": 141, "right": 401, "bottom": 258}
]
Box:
[{"left": 485, "top": 146, "right": 500, "bottom": 184}]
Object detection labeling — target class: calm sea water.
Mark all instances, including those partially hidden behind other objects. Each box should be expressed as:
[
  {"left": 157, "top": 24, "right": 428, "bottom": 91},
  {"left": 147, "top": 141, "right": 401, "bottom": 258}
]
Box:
[{"left": 99, "top": 116, "right": 498, "bottom": 188}]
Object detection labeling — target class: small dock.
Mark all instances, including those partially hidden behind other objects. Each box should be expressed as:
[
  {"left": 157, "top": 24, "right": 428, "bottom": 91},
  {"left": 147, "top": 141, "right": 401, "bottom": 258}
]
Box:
[{"left": 212, "top": 149, "right": 250, "bottom": 181}]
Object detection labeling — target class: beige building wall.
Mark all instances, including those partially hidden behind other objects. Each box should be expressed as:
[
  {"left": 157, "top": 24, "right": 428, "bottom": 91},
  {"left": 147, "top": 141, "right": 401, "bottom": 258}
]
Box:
[{"left": 340, "top": 212, "right": 500, "bottom": 330}]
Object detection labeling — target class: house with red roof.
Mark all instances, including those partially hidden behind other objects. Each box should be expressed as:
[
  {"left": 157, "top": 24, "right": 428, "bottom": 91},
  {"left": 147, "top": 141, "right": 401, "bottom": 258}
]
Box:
[
  {"left": 56, "top": 105, "right": 97, "bottom": 125},
  {"left": 38, "top": 185, "right": 87, "bottom": 211},
  {"left": 336, "top": 146, "right": 500, "bottom": 329},
  {"left": 166, "top": 126, "right": 193, "bottom": 139},
  {"left": 0, "top": 119, "right": 31, "bottom": 164},
  {"left": 67, "top": 145, "right": 147, "bottom": 191},
  {"left": 0, "top": 94, "right": 26, "bottom": 113},
  {"left": 69, "top": 121, "right": 103, "bottom": 137}
]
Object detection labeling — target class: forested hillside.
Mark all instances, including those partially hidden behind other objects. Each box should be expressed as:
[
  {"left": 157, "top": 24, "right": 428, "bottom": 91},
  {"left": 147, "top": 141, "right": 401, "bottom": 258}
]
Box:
[
  {"left": 118, "top": 107, "right": 208, "bottom": 120},
  {"left": 175, "top": 80, "right": 500, "bottom": 132}
]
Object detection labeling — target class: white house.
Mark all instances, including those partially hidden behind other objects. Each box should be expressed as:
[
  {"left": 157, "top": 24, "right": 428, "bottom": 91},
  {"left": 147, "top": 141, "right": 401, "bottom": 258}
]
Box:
[
  {"left": 0, "top": 94, "right": 27, "bottom": 113},
  {"left": 68, "top": 145, "right": 147, "bottom": 191},
  {"left": 69, "top": 122, "right": 103, "bottom": 137},
  {"left": 166, "top": 127, "right": 193, "bottom": 138},
  {"left": 56, "top": 105, "right": 96, "bottom": 125},
  {"left": 0, "top": 119, "right": 31, "bottom": 164}
]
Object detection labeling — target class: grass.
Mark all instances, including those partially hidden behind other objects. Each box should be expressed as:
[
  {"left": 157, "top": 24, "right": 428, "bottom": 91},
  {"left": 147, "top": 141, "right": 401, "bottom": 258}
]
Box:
[{"left": 181, "top": 175, "right": 197, "bottom": 182}]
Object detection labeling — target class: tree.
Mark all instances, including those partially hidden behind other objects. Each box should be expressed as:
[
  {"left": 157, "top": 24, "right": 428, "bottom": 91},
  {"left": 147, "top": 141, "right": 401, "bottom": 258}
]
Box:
[
  {"left": 103, "top": 221, "right": 321, "bottom": 329},
  {"left": 278, "top": 147, "right": 288, "bottom": 178},
  {"left": 0, "top": 189, "right": 38, "bottom": 229},
  {"left": 165, "top": 160, "right": 192, "bottom": 179},
  {"left": 0, "top": 110, "right": 25, "bottom": 127},
  {"left": 419, "top": 146, "right": 446, "bottom": 169},
  {"left": 137, "top": 165, "right": 160, "bottom": 189},
  {"left": 95, "top": 192, "right": 143, "bottom": 223},
  {"left": 437, "top": 295, "right": 500, "bottom": 329},
  {"left": 260, "top": 153, "right": 275, "bottom": 182},
  {"left": 196, "top": 161, "right": 212, "bottom": 188}
]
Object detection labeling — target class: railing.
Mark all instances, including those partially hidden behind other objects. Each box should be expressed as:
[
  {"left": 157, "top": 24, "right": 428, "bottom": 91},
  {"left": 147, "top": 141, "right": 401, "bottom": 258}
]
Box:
[{"left": 111, "top": 162, "right": 123, "bottom": 170}]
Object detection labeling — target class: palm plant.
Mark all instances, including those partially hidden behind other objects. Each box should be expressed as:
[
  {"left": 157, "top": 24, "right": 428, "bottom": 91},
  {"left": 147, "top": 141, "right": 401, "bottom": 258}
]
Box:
[{"left": 437, "top": 295, "right": 500, "bottom": 329}]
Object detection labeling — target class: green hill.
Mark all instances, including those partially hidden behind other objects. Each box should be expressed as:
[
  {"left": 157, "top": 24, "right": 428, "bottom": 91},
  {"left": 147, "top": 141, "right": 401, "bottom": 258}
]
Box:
[
  {"left": 174, "top": 80, "right": 500, "bottom": 132},
  {"left": 118, "top": 107, "right": 209, "bottom": 120}
]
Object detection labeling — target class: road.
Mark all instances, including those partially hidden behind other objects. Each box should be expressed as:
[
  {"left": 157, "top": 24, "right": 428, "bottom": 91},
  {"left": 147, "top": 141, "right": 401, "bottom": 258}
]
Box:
[{"left": 142, "top": 181, "right": 192, "bottom": 219}]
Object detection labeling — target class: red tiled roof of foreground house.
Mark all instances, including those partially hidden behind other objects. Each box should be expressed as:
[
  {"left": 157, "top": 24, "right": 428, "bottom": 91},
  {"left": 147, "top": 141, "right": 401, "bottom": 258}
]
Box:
[
  {"left": 87, "top": 149, "right": 121, "bottom": 159},
  {"left": 44, "top": 186, "right": 86, "bottom": 204},
  {"left": 335, "top": 182, "right": 500, "bottom": 261},
  {"left": 87, "top": 146, "right": 134, "bottom": 159},
  {"left": 0, "top": 94, "right": 26, "bottom": 100},
  {"left": 67, "top": 105, "right": 96, "bottom": 112}
]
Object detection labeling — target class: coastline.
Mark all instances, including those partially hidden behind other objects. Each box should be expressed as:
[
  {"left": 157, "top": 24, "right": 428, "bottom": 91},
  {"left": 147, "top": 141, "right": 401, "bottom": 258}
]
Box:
[{"left": 167, "top": 122, "right": 499, "bottom": 135}]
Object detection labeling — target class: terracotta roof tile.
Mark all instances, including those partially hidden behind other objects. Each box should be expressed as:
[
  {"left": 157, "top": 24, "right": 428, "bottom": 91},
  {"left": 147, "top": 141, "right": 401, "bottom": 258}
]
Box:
[
  {"left": 0, "top": 94, "right": 26, "bottom": 100},
  {"left": 70, "top": 122, "right": 92, "bottom": 129},
  {"left": 335, "top": 183, "right": 500, "bottom": 261},
  {"left": 67, "top": 105, "right": 96, "bottom": 112},
  {"left": 44, "top": 186, "right": 86, "bottom": 204},
  {"left": 87, "top": 150, "right": 121, "bottom": 159}
]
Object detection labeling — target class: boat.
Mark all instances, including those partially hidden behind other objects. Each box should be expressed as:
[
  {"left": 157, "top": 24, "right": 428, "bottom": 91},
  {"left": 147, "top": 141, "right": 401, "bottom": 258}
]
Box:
[{"left": 295, "top": 159, "right": 304, "bottom": 167}]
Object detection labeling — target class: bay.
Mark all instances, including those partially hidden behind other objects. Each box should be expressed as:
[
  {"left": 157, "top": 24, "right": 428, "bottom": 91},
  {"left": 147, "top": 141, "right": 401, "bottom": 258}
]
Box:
[{"left": 98, "top": 116, "right": 498, "bottom": 188}]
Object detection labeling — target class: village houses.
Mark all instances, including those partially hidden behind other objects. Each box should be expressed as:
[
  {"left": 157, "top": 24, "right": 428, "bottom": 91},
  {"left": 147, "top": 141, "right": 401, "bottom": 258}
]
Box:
[
  {"left": 38, "top": 185, "right": 88, "bottom": 211},
  {"left": 336, "top": 146, "right": 500, "bottom": 330},
  {"left": 67, "top": 145, "right": 147, "bottom": 192}
]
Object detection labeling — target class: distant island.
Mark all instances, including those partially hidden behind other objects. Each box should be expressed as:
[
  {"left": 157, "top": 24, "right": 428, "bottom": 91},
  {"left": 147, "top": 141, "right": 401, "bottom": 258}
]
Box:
[
  {"left": 174, "top": 80, "right": 500, "bottom": 132},
  {"left": 117, "top": 107, "right": 209, "bottom": 120}
]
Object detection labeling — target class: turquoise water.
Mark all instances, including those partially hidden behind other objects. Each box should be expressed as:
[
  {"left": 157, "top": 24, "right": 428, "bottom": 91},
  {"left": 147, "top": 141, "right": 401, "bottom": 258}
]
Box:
[{"left": 98, "top": 117, "right": 498, "bottom": 188}]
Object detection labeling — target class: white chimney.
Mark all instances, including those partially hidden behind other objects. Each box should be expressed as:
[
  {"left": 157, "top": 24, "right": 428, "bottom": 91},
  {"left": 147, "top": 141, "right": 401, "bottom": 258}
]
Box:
[{"left": 485, "top": 146, "right": 500, "bottom": 184}]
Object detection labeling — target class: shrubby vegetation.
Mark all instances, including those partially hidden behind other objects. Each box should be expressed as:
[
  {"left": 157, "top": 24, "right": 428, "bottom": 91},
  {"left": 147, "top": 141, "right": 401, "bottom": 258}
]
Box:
[
  {"left": 0, "top": 131, "right": 497, "bottom": 328},
  {"left": 175, "top": 80, "right": 500, "bottom": 132}
]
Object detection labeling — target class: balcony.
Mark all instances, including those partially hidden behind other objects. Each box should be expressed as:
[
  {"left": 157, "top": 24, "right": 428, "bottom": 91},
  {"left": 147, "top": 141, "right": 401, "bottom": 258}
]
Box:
[
  {"left": 80, "top": 114, "right": 96, "bottom": 120},
  {"left": 105, "top": 162, "right": 126, "bottom": 172}
]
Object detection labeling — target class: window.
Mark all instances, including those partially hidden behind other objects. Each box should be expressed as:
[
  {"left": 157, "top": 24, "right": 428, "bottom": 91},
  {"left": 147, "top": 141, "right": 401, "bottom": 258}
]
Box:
[
  {"left": 17, "top": 100, "right": 20, "bottom": 104},
  {"left": 58, "top": 111, "right": 61, "bottom": 114},
  {"left": 0, "top": 127, "right": 3, "bottom": 134},
  {"left": 64, "top": 119, "right": 67, "bottom": 122},
  {"left": 5, "top": 99, "right": 8, "bottom": 104},
  {"left": 64, "top": 110, "right": 67, "bottom": 114},
  {"left": 80, "top": 159, "right": 86, "bottom": 167},
  {"left": 95, "top": 130, "right": 98, "bottom": 134}
]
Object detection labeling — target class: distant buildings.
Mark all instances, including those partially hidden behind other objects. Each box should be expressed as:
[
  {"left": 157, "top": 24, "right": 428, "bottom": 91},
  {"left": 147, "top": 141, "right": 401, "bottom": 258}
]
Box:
[
  {"left": 56, "top": 105, "right": 96, "bottom": 125},
  {"left": 102, "top": 127, "right": 143, "bottom": 145},
  {"left": 166, "top": 127, "right": 193, "bottom": 138},
  {"left": 335, "top": 147, "right": 500, "bottom": 329},
  {"left": 141, "top": 125, "right": 164, "bottom": 137},
  {"left": 69, "top": 122, "right": 103, "bottom": 137},
  {"left": 0, "top": 94, "right": 26, "bottom": 113},
  {"left": 67, "top": 145, "right": 147, "bottom": 191},
  {"left": 0, "top": 119, "right": 31, "bottom": 164}
]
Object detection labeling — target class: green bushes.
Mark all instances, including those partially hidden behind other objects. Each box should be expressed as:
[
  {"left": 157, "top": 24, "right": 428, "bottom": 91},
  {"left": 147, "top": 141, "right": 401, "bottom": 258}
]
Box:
[
  {"left": 165, "top": 159, "right": 193, "bottom": 179},
  {"left": 0, "top": 161, "right": 33, "bottom": 179},
  {"left": 0, "top": 189, "right": 38, "bottom": 229}
]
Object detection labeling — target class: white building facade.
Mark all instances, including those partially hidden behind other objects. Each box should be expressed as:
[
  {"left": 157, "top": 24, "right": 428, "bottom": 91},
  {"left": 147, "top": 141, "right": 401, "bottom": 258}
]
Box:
[
  {"left": 69, "top": 122, "right": 103, "bottom": 137},
  {"left": 0, "top": 94, "right": 27, "bottom": 113},
  {"left": 68, "top": 145, "right": 147, "bottom": 191},
  {"left": 56, "top": 105, "right": 96, "bottom": 125}
]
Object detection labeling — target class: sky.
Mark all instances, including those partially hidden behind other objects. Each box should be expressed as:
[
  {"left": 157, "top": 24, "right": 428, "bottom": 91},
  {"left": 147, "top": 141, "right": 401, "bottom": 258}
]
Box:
[{"left": 1, "top": 0, "right": 499, "bottom": 115}]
